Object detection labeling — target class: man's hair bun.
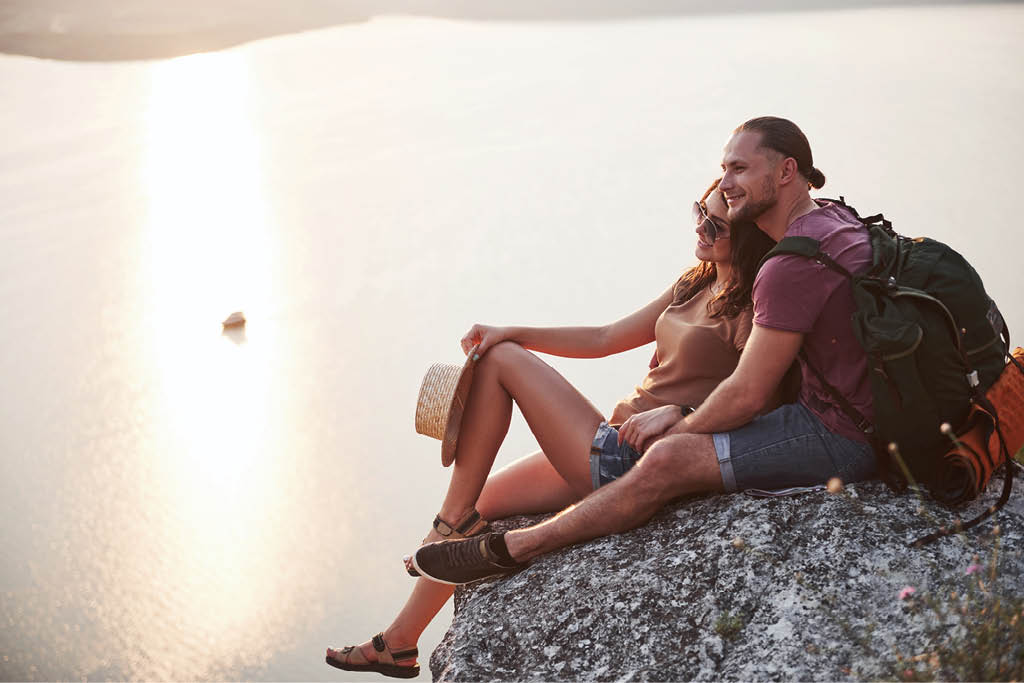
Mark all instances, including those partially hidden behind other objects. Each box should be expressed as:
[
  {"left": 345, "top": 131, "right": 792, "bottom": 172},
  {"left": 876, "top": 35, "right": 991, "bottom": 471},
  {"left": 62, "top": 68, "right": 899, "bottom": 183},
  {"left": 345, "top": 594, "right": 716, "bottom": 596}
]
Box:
[{"left": 807, "top": 166, "right": 826, "bottom": 189}]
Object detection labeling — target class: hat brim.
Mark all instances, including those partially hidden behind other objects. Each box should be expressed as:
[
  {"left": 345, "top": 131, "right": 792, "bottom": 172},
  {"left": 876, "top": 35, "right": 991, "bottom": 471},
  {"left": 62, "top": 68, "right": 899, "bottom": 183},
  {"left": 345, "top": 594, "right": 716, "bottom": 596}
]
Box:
[{"left": 440, "top": 346, "right": 479, "bottom": 467}]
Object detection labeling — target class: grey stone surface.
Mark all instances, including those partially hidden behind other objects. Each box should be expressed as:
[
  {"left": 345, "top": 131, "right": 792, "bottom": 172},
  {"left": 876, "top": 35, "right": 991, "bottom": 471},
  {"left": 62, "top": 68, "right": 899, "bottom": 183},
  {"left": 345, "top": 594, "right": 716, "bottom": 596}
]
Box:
[{"left": 430, "top": 472, "right": 1024, "bottom": 681}]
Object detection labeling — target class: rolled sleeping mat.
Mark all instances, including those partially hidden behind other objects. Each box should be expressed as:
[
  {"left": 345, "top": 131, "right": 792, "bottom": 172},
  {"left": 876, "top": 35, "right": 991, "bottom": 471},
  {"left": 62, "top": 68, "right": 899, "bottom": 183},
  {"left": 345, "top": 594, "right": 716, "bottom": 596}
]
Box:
[{"left": 936, "top": 346, "right": 1024, "bottom": 505}]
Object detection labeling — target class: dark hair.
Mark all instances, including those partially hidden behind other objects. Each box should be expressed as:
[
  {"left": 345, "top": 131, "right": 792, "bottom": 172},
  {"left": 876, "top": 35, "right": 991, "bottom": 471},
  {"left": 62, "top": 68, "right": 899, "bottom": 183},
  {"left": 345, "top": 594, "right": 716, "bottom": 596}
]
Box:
[
  {"left": 673, "top": 179, "right": 777, "bottom": 318},
  {"left": 735, "top": 116, "right": 826, "bottom": 189}
]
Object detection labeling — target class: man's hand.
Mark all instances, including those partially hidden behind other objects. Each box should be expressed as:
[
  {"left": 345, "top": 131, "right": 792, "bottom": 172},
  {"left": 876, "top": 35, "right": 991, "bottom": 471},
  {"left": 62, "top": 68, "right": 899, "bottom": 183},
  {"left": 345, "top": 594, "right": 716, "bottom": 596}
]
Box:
[
  {"left": 618, "top": 405, "right": 682, "bottom": 453},
  {"left": 678, "top": 324, "right": 804, "bottom": 435}
]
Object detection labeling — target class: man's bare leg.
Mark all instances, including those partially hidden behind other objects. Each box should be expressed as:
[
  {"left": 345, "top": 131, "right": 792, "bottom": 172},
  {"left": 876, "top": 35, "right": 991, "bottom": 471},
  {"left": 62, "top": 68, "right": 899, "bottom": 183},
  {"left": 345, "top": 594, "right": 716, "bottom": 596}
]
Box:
[{"left": 504, "top": 433, "right": 723, "bottom": 563}]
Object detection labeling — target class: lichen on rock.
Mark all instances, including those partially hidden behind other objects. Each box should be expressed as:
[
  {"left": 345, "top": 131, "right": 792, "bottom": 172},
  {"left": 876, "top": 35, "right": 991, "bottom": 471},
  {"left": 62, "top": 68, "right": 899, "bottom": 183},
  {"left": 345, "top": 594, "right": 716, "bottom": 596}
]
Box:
[{"left": 430, "top": 473, "right": 1024, "bottom": 681}]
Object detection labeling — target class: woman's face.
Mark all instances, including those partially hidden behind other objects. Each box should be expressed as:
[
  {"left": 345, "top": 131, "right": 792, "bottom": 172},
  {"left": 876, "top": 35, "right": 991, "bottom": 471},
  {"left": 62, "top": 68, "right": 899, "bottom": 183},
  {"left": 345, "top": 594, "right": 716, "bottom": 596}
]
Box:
[{"left": 694, "top": 189, "right": 732, "bottom": 265}]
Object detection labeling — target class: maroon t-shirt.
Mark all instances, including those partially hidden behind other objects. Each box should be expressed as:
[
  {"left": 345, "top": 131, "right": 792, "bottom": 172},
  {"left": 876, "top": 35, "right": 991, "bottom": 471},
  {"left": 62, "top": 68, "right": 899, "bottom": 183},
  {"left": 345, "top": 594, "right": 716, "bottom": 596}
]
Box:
[{"left": 753, "top": 201, "right": 874, "bottom": 442}]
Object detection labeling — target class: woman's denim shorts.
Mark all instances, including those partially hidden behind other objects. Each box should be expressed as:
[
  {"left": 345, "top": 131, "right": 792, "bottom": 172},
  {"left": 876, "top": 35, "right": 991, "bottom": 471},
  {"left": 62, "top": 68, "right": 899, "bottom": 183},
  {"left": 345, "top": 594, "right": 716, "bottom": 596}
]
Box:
[
  {"left": 589, "top": 421, "right": 644, "bottom": 490},
  {"left": 589, "top": 403, "right": 876, "bottom": 492}
]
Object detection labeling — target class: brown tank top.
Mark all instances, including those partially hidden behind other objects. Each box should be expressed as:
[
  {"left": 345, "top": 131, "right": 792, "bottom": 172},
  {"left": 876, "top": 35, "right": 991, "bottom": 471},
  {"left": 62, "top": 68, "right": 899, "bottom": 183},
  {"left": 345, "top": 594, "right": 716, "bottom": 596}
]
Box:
[{"left": 609, "top": 284, "right": 752, "bottom": 425}]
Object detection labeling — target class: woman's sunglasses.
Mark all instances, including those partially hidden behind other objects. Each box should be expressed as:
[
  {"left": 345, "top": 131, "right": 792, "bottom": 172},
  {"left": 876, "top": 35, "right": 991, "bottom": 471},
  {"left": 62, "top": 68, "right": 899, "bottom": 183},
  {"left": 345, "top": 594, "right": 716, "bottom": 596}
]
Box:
[{"left": 692, "top": 201, "right": 728, "bottom": 244}]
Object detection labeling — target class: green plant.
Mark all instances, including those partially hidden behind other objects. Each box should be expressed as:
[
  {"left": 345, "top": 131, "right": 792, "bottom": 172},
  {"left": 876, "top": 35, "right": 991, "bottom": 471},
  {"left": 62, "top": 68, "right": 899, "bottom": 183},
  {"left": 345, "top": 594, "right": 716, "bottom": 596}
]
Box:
[
  {"left": 873, "top": 445, "right": 1024, "bottom": 681},
  {"left": 888, "top": 529, "right": 1024, "bottom": 682},
  {"left": 713, "top": 611, "right": 745, "bottom": 641},
  {"left": 731, "top": 447, "right": 1024, "bottom": 681}
]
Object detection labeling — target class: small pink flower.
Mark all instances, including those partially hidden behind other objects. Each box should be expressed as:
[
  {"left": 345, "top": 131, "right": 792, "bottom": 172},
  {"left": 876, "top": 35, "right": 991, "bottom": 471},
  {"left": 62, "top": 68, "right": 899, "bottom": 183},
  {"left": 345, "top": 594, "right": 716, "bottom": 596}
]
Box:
[
  {"left": 899, "top": 586, "right": 916, "bottom": 600},
  {"left": 965, "top": 563, "right": 982, "bottom": 576}
]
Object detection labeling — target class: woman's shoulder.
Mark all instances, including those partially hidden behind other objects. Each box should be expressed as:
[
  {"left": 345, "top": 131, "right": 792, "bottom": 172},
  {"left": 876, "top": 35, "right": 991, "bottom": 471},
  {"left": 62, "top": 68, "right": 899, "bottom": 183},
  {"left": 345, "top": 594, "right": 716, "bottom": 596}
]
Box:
[
  {"left": 727, "top": 305, "right": 754, "bottom": 351},
  {"left": 697, "top": 301, "right": 753, "bottom": 351},
  {"left": 725, "top": 301, "right": 754, "bottom": 322}
]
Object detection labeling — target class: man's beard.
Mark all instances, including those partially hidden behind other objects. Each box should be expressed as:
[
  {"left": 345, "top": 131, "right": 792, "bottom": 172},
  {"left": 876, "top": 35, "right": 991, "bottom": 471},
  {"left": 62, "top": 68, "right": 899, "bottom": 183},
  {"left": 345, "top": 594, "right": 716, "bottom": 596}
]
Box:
[{"left": 730, "top": 176, "right": 778, "bottom": 223}]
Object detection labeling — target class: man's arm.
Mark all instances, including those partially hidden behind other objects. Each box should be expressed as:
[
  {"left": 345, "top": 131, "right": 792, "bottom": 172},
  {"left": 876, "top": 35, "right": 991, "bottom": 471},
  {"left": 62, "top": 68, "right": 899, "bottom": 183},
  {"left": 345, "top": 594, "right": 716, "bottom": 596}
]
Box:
[{"left": 669, "top": 323, "right": 804, "bottom": 436}]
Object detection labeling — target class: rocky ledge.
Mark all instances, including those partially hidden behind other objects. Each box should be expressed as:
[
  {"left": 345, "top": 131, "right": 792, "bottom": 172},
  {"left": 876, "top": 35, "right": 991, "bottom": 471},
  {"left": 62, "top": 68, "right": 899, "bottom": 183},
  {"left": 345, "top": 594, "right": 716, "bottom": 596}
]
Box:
[{"left": 430, "top": 472, "right": 1024, "bottom": 681}]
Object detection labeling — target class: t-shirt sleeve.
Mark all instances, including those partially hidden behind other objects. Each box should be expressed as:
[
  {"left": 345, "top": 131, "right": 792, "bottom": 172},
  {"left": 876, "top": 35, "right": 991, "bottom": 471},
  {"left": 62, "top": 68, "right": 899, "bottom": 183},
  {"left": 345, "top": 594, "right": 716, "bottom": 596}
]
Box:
[
  {"left": 732, "top": 307, "right": 754, "bottom": 353},
  {"left": 753, "top": 255, "right": 844, "bottom": 333}
]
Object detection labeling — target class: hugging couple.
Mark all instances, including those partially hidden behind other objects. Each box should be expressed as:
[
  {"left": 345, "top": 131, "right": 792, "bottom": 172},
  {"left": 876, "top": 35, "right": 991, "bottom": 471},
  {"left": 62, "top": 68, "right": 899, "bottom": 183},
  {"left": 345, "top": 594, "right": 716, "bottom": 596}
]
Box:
[{"left": 327, "top": 116, "right": 877, "bottom": 678}]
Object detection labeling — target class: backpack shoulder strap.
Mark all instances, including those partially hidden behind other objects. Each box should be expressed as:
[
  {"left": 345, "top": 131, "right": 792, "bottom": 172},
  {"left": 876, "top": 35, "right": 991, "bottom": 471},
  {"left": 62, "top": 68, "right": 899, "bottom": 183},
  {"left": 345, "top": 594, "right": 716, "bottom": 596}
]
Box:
[
  {"left": 758, "top": 236, "right": 853, "bottom": 279},
  {"left": 820, "top": 195, "right": 894, "bottom": 233},
  {"left": 799, "top": 349, "right": 874, "bottom": 438}
]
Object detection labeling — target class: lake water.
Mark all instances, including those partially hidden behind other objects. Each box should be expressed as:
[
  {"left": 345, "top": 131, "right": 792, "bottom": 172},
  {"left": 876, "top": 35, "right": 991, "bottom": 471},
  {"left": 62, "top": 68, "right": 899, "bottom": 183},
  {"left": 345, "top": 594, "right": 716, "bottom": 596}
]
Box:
[{"left": 1, "top": 5, "right": 1023, "bottom": 680}]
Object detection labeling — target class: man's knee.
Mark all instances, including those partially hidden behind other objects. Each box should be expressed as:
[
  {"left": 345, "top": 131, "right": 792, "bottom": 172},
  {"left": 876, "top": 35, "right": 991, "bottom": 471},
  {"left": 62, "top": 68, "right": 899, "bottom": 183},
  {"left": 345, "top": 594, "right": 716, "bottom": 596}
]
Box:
[{"left": 632, "top": 434, "right": 723, "bottom": 498}]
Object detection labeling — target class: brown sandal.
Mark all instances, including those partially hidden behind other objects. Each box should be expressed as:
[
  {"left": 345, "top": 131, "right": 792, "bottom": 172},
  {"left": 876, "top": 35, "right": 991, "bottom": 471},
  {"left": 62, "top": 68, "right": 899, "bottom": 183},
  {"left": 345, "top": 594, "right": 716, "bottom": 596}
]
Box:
[
  {"left": 405, "top": 508, "right": 490, "bottom": 577},
  {"left": 325, "top": 632, "right": 419, "bottom": 679}
]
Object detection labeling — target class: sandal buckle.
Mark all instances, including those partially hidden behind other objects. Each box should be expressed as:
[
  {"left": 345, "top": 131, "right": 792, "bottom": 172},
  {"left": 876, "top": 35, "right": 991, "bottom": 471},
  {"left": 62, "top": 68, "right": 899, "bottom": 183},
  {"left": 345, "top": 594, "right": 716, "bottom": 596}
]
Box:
[{"left": 433, "top": 516, "right": 455, "bottom": 536}]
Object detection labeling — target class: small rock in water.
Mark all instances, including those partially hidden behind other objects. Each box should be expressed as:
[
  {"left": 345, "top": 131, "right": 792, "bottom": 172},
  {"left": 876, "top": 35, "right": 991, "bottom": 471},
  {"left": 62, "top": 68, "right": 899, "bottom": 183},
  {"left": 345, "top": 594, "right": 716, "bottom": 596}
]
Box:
[{"left": 222, "top": 311, "right": 246, "bottom": 328}]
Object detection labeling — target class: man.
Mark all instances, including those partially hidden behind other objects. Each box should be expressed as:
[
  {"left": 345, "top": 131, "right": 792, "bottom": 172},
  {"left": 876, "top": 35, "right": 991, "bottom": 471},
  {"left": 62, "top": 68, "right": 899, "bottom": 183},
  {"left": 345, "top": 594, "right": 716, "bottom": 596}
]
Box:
[{"left": 412, "top": 117, "right": 878, "bottom": 584}]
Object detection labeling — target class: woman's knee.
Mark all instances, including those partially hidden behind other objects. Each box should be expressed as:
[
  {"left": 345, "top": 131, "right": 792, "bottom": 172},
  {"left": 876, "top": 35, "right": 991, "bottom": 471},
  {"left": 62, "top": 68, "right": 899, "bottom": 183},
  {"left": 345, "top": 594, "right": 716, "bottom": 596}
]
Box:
[
  {"left": 481, "top": 340, "right": 527, "bottom": 365},
  {"left": 477, "top": 341, "right": 533, "bottom": 379}
]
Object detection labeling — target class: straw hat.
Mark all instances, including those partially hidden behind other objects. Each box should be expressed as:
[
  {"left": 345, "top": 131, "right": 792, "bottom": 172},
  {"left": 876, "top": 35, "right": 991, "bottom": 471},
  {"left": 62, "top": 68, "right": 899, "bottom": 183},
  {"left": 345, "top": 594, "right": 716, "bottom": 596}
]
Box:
[{"left": 415, "top": 345, "right": 480, "bottom": 467}]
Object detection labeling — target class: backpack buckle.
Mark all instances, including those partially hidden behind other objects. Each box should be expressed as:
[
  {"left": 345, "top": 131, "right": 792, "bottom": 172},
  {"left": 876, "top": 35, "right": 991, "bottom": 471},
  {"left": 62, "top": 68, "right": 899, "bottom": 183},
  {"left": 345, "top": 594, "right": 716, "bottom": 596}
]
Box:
[{"left": 967, "top": 370, "right": 980, "bottom": 388}]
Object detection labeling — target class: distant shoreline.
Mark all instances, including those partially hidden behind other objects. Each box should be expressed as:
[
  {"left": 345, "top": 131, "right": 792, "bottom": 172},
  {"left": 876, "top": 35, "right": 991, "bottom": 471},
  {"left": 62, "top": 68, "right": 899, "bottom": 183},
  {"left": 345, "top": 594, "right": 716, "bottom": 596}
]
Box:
[
  {"left": 0, "top": 25, "right": 371, "bottom": 63},
  {"left": 0, "top": 0, "right": 1014, "bottom": 62}
]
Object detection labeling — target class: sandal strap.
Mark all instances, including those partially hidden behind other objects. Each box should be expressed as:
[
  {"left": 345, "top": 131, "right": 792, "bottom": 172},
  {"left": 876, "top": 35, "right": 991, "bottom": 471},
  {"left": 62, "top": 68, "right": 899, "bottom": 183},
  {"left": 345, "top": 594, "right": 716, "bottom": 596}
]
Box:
[
  {"left": 330, "top": 644, "right": 365, "bottom": 666},
  {"left": 390, "top": 646, "right": 419, "bottom": 661},
  {"left": 370, "top": 632, "right": 418, "bottom": 664},
  {"left": 434, "top": 509, "right": 488, "bottom": 537}
]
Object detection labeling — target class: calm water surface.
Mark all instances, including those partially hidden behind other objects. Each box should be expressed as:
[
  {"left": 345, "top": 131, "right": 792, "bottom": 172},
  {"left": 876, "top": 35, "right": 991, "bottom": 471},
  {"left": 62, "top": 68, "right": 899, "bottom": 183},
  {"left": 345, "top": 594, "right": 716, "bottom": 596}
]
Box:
[{"left": 1, "top": 6, "right": 1023, "bottom": 680}]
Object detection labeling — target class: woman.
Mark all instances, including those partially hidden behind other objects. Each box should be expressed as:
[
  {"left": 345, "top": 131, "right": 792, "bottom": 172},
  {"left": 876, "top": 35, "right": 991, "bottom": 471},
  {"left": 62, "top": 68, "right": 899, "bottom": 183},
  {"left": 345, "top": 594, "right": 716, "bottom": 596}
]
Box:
[{"left": 326, "top": 181, "right": 786, "bottom": 678}]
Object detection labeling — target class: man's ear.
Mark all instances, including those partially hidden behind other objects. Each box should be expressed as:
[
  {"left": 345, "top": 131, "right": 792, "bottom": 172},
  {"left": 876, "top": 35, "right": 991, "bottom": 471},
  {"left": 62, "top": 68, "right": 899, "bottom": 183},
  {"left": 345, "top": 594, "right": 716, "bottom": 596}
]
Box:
[{"left": 777, "top": 157, "right": 800, "bottom": 186}]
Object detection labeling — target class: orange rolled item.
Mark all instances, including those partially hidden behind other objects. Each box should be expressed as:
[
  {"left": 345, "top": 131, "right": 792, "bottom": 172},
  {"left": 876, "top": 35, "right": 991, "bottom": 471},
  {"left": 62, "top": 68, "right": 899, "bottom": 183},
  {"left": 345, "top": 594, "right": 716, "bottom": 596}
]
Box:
[{"left": 940, "top": 347, "right": 1024, "bottom": 504}]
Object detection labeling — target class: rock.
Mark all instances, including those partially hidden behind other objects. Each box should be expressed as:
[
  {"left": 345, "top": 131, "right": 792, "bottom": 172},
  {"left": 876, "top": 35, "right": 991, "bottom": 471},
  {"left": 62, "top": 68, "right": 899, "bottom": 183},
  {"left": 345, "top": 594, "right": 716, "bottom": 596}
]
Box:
[
  {"left": 430, "top": 472, "right": 1024, "bottom": 681},
  {"left": 221, "top": 311, "right": 245, "bottom": 328}
]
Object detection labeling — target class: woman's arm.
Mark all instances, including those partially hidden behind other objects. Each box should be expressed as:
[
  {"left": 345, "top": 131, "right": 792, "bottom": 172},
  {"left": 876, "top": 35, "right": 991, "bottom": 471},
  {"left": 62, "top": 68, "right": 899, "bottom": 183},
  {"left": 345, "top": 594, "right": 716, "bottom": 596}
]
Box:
[{"left": 461, "top": 285, "right": 676, "bottom": 359}]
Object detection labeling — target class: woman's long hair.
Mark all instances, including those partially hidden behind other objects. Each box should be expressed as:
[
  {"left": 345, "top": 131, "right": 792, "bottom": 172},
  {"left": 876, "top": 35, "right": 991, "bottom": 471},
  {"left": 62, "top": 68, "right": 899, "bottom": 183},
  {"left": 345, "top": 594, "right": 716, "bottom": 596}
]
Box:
[{"left": 672, "top": 178, "right": 777, "bottom": 318}]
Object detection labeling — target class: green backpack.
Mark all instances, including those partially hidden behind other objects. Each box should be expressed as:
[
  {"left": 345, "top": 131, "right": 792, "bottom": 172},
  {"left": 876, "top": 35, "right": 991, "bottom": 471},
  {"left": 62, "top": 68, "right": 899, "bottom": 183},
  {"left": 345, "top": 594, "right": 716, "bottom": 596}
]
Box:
[{"left": 759, "top": 197, "right": 1014, "bottom": 544}]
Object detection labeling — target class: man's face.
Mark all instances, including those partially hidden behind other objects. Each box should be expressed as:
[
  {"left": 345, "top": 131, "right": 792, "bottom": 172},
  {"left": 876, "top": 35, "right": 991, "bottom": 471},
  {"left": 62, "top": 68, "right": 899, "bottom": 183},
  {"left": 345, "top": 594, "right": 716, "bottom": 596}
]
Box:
[{"left": 719, "top": 130, "right": 780, "bottom": 223}]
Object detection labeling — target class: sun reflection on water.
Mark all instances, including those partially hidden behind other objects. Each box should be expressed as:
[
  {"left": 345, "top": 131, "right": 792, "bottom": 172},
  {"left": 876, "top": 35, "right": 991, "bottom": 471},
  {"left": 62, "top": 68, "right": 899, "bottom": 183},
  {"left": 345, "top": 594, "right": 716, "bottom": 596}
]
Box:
[
  {"left": 129, "top": 51, "right": 298, "bottom": 679},
  {"left": 144, "top": 51, "right": 272, "bottom": 327}
]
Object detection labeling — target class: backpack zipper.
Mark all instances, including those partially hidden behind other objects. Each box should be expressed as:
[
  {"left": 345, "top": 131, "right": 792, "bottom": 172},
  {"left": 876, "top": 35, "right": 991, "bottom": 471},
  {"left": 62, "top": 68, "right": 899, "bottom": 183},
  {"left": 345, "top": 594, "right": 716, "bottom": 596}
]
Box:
[
  {"left": 890, "top": 289, "right": 965, "bottom": 358},
  {"left": 966, "top": 333, "right": 1000, "bottom": 356},
  {"left": 880, "top": 326, "right": 923, "bottom": 361}
]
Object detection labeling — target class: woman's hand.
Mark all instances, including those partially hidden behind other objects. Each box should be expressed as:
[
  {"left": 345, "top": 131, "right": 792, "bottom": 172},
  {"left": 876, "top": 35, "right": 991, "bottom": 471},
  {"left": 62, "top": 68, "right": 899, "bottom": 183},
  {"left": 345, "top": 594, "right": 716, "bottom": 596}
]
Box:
[
  {"left": 618, "top": 405, "right": 681, "bottom": 453},
  {"left": 461, "top": 324, "right": 510, "bottom": 358}
]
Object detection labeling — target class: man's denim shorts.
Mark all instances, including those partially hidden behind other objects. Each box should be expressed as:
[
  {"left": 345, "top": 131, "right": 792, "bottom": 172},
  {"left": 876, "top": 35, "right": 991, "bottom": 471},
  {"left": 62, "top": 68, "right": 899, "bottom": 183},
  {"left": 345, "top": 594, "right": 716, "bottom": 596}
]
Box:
[{"left": 589, "top": 403, "right": 876, "bottom": 492}]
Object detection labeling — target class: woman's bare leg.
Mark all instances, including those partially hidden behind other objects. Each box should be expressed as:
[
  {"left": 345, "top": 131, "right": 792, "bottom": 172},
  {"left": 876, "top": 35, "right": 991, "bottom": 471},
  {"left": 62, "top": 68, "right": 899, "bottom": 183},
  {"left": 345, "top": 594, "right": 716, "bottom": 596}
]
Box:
[
  {"left": 331, "top": 449, "right": 585, "bottom": 667},
  {"left": 333, "top": 342, "right": 606, "bottom": 667},
  {"left": 437, "top": 341, "right": 604, "bottom": 526},
  {"left": 381, "top": 450, "right": 581, "bottom": 651},
  {"left": 477, "top": 447, "right": 582, "bottom": 518}
]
